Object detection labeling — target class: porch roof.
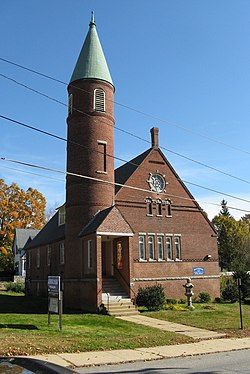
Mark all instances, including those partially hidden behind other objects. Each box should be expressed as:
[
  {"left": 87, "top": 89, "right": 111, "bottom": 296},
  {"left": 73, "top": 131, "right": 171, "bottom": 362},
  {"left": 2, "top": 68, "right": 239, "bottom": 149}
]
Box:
[{"left": 79, "top": 206, "right": 133, "bottom": 237}]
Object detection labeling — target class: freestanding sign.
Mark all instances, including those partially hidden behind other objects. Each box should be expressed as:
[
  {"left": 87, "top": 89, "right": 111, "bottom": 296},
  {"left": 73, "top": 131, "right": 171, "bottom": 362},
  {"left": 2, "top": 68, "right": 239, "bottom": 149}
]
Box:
[{"left": 48, "top": 276, "right": 63, "bottom": 331}]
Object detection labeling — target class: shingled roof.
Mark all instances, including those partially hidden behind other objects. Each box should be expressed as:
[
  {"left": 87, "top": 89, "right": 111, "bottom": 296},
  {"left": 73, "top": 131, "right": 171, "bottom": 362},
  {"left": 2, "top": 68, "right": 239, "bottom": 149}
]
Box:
[
  {"left": 115, "top": 148, "right": 151, "bottom": 194},
  {"left": 24, "top": 211, "right": 65, "bottom": 250}
]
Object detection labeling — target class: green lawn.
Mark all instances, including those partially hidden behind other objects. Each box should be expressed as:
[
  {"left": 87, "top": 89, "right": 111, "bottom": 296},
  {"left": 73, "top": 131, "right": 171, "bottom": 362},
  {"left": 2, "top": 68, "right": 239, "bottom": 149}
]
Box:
[
  {"left": 143, "top": 302, "right": 250, "bottom": 337},
  {"left": 0, "top": 292, "right": 191, "bottom": 356},
  {"left": 1, "top": 292, "right": 249, "bottom": 357}
]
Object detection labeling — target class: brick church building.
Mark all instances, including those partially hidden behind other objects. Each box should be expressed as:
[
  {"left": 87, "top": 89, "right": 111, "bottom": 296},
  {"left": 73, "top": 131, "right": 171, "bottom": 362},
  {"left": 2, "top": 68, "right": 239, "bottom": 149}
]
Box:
[{"left": 25, "top": 13, "right": 220, "bottom": 313}]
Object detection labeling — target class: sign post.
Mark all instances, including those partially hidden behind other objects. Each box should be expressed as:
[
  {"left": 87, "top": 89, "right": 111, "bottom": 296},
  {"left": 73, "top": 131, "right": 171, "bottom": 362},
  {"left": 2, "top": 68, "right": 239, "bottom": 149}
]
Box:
[
  {"left": 236, "top": 278, "right": 243, "bottom": 330},
  {"left": 48, "top": 276, "right": 63, "bottom": 331}
]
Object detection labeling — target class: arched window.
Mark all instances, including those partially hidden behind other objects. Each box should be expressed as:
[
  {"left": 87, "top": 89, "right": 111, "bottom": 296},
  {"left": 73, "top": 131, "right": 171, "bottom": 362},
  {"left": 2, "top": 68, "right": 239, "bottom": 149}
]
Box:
[
  {"left": 166, "top": 199, "right": 172, "bottom": 217},
  {"left": 145, "top": 198, "right": 153, "bottom": 216},
  {"left": 156, "top": 199, "right": 162, "bottom": 216},
  {"left": 94, "top": 89, "right": 105, "bottom": 112}
]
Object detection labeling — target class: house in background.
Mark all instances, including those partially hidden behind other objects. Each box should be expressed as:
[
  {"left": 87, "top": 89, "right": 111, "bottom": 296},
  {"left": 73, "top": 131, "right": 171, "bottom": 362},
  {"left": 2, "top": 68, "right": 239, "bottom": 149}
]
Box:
[
  {"left": 25, "top": 13, "right": 220, "bottom": 314},
  {"left": 12, "top": 228, "right": 39, "bottom": 277}
]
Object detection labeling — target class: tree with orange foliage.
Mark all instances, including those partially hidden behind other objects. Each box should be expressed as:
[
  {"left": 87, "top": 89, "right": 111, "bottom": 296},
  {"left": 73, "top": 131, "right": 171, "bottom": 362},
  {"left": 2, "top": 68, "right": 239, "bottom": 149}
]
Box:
[{"left": 0, "top": 179, "right": 46, "bottom": 272}]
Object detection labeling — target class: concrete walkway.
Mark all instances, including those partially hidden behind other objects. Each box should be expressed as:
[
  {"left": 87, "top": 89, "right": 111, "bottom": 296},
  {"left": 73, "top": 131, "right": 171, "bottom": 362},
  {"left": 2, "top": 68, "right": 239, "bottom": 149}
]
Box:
[
  {"left": 117, "top": 314, "right": 226, "bottom": 340},
  {"left": 28, "top": 316, "right": 250, "bottom": 370}
]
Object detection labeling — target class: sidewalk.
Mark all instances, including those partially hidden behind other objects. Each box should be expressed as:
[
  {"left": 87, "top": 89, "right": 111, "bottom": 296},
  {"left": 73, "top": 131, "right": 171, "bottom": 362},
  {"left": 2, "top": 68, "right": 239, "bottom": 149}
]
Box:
[{"left": 30, "top": 338, "right": 250, "bottom": 370}]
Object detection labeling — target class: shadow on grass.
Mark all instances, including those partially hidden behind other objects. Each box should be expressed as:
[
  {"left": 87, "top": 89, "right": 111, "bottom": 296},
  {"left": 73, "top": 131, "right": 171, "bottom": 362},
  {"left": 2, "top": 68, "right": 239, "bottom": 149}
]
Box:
[
  {"left": 0, "top": 294, "right": 47, "bottom": 314},
  {"left": 0, "top": 323, "right": 39, "bottom": 330}
]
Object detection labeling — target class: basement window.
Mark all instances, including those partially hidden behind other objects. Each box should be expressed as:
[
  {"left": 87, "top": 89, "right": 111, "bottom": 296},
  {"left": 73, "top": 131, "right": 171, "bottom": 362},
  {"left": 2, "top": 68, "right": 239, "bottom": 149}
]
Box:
[{"left": 94, "top": 89, "right": 105, "bottom": 112}]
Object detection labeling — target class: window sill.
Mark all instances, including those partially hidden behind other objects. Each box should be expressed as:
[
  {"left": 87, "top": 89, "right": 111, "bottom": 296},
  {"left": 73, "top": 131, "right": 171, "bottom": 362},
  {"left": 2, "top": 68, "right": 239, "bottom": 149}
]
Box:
[
  {"left": 167, "top": 259, "right": 174, "bottom": 262},
  {"left": 175, "top": 259, "right": 182, "bottom": 262},
  {"left": 96, "top": 171, "right": 107, "bottom": 175},
  {"left": 149, "top": 259, "right": 157, "bottom": 262}
]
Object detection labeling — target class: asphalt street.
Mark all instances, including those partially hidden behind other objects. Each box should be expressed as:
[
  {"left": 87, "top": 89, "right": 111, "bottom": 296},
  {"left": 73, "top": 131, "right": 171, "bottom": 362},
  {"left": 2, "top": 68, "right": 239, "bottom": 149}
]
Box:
[{"left": 74, "top": 349, "right": 250, "bottom": 374}]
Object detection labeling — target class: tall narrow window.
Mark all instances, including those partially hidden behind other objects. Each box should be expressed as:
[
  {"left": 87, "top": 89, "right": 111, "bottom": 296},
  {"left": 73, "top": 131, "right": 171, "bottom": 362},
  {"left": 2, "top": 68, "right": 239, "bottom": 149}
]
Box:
[
  {"left": 59, "top": 242, "right": 65, "bottom": 265},
  {"left": 36, "top": 248, "right": 40, "bottom": 268},
  {"left": 68, "top": 93, "right": 73, "bottom": 116},
  {"left": 27, "top": 251, "right": 31, "bottom": 269},
  {"left": 139, "top": 235, "right": 146, "bottom": 260},
  {"left": 156, "top": 199, "right": 162, "bottom": 216},
  {"left": 94, "top": 89, "right": 105, "bottom": 112},
  {"left": 146, "top": 198, "right": 153, "bottom": 216},
  {"left": 157, "top": 235, "right": 164, "bottom": 261},
  {"left": 148, "top": 235, "right": 155, "bottom": 260},
  {"left": 58, "top": 205, "right": 66, "bottom": 226},
  {"left": 47, "top": 245, "right": 51, "bottom": 267},
  {"left": 166, "top": 199, "right": 172, "bottom": 217},
  {"left": 166, "top": 236, "right": 173, "bottom": 260},
  {"left": 174, "top": 236, "right": 182, "bottom": 260},
  {"left": 87, "top": 240, "right": 93, "bottom": 269},
  {"left": 97, "top": 141, "right": 107, "bottom": 172}
]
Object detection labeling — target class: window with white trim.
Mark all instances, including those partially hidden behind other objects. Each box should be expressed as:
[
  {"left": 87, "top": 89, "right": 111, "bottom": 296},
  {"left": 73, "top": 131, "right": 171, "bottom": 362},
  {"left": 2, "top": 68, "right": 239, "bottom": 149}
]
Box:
[
  {"left": 157, "top": 235, "right": 164, "bottom": 260},
  {"left": 87, "top": 240, "right": 93, "bottom": 269},
  {"left": 174, "top": 236, "right": 182, "bottom": 260},
  {"left": 58, "top": 206, "right": 66, "bottom": 226},
  {"left": 59, "top": 242, "right": 65, "bottom": 265},
  {"left": 36, "top": 248, "right": 40, "bottom": 268},
  {"left": 166, "top": 236, "right": 173, "bottom": 260},
  {"left": 47, "top": 245, "right": 51, "bottom": 267},
  {"left": 94, "top": 89, "right": 105, "bottom": 112},
  {"left": 139, "top": 235, "right": 146, "bottom": 260},
  {"left": 148, "top": 235, "right": 155, "bottom": 260},
  {"left": 97, "top": 141, "right": 107, "bottom": 172}
]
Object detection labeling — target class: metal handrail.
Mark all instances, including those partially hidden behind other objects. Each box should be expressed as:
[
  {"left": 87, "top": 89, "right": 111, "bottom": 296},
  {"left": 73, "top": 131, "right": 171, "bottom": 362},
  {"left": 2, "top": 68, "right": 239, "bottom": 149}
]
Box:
[{"left": 112, "top": 264, "right": 137, "bottom": 305}]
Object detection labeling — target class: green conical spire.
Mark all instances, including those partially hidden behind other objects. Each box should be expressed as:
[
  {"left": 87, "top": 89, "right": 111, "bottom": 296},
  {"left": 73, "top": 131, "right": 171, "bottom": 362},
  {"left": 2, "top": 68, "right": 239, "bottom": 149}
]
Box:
[{"left": 70, "top": 12, "right": 113, "bottom": 86}]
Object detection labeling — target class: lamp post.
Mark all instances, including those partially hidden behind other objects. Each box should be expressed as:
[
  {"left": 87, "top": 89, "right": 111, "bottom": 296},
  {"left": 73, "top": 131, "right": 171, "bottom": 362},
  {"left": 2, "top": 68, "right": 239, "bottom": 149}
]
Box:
[{"left": 236, "top": 278, "right": 243, "bottom": 330}]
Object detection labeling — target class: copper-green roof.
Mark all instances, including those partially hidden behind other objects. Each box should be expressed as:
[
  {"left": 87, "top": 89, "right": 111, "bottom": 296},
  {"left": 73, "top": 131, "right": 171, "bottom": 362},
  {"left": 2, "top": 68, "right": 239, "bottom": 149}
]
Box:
[{"left": 70, "top": 12, "right": 113, "bottom": 86}]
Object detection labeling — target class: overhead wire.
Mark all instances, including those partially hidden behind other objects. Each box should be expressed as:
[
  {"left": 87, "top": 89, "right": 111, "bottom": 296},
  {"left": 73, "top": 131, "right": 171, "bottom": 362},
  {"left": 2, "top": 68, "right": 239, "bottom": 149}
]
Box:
[
  {"left": 1, "top": 73, "right": 250, "bottom": 186},
  {"left": 1, "top": 156, "right": 250, "bottom": 215},
  {"left": 1, "top": 114, "right": 250, "bottom": 205},
  {"left": 1, "top": 56, "right": 250, "bottom": 155}
]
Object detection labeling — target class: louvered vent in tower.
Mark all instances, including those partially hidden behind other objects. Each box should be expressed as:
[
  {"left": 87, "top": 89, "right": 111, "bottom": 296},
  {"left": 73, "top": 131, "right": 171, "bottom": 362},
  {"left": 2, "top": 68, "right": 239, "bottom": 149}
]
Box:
[{"left": 94, "top": 89, "right": 105, "bottom": 112}]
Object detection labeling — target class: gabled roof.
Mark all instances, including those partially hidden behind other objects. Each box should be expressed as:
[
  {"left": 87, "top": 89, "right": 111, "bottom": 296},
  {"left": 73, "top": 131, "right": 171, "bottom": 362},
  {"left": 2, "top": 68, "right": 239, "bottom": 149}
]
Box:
[
  {"left": 24, "top": 211, "right": 65, "bottom": 250},
  {"left": 79, "top": 206, "right": 133, "bottom": 237},
  {"left": 115, "top": 148, "right": 151, "bottom": 194},
  {"left": 70, "top": 12, "right": 113, "bottom": 86},
  {"left": 12, "top": 228, "right": 40, "bottom": 250}
]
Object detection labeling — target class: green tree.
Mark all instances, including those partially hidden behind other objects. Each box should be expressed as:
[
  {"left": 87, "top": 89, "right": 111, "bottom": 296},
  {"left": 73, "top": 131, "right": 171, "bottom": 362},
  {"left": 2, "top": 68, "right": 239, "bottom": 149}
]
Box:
[
  {"left": 212, "top": 214, "right": 250, "bottom": 271},
  {"left": 219, "top": 199, "right": 232, "bottom": 217},
  {"left": 0, "top": 179, "right": 46, "bottom": 271}
]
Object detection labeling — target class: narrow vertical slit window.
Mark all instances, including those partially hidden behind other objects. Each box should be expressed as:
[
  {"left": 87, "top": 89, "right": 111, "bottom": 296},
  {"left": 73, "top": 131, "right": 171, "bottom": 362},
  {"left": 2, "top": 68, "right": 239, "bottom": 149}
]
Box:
[
  {"left": 139, "top": 235, "right": 146, "bottom": 260},
  {"left": 156, "top": 199, "right": 162, "bottom": 216},
  {"left": 94, "top": 89, "right": 105, "bottom": 112},
  {"left": 88, "top": 240, "right": 93, "bottom": 269},
  {"left": 175, "top": 236, "right": 182, "bottom": 260},
  {"left": 148, "top": 235, "right": 155, "bottom": 260},
  {"left": 146, "top": 198, "right": 153, "bottom": 216},
  {"left": 157, "top": 235, "right": 164, "bottom": 261},
  {"left": 59, "top": 242, "right": 65, "bottom": 265},
  {"left": 47, "top": 245, "right": 51, "bottom": 267},
  {"left": 36, "top": 248, "right": 40, "bottom": 268},
  {"left": 166, "top": 199, "right": 172, "bottom": 217},
  {"left": 97, "top": 141, "right": 107, "bottom": 172},
  {"left": 166, "top": 236, "right": 173, "bottom": 261}
]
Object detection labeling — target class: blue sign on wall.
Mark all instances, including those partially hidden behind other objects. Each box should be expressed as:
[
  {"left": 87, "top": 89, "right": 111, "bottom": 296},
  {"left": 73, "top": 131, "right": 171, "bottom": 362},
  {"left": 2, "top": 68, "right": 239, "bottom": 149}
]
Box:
[
  {"left": 48, "top": 276, "right": 60, "bottom": 293},
  {"left": 193, "top": 267, "right": 205, "bottom": 275}
]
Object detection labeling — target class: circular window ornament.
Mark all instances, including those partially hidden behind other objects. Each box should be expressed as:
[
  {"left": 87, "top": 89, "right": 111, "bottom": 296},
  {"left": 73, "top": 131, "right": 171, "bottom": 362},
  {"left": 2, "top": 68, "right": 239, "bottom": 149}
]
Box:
[{"left": 147, "top": 173, "right": 166, "bottom": 193}]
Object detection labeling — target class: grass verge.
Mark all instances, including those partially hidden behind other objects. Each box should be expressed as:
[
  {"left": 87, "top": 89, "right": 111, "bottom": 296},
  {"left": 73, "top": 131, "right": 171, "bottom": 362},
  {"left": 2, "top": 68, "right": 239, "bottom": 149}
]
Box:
[{"left": 0, "top": 292, "right": 192, "bottom": 356}]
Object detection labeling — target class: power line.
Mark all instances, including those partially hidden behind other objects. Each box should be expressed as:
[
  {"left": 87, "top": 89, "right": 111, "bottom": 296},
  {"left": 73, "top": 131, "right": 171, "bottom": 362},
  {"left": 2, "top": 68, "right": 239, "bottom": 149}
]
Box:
[
  {"left": 1, "top": 156, "right": 250, "bottom": 214},
  {"left": 2, "top": 113, "right": 250, "bottom": 205},
  {"left": 1, "top": 72, "right": 250, "bottom": 186},
  {"left": 1, "top": 56, "right": 250, "bottom": 156}
]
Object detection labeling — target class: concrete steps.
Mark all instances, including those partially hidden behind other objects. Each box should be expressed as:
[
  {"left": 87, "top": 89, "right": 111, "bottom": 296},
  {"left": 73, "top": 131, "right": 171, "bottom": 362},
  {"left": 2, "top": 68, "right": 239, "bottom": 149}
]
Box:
[{"left": 102, "top": 278, "right": 138, "bottom": 316}]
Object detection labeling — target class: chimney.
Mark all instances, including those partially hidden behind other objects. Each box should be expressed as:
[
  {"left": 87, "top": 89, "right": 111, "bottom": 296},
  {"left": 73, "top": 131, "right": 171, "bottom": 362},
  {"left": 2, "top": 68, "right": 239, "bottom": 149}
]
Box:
[{"left": 150, "top": 127, "right": 159, "bottom": 148}]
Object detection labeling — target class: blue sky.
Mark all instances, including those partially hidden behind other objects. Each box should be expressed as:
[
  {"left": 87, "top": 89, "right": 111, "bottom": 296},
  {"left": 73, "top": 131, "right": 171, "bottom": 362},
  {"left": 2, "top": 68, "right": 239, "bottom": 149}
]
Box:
[{"left": 1, "top": 0, "right": 250, "bottom": 219}]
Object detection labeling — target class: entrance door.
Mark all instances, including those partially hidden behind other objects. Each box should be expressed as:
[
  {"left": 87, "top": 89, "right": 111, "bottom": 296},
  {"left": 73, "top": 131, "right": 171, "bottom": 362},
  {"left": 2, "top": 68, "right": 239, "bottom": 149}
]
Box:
[{"left": 101, "top": 241, "right": 113, "bottom": 277}]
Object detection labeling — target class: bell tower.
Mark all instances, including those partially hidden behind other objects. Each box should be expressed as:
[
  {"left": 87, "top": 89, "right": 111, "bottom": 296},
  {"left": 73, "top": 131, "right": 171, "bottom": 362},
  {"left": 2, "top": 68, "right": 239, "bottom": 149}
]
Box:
[{"left": 65, "top": 12, "right": 115, "bottom": 281}]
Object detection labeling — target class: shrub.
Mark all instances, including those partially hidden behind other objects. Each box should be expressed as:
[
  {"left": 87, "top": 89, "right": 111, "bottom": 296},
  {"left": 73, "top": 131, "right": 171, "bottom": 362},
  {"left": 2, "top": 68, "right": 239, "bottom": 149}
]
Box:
[
  {"left": 221, "top": 281, "right": 238, "bottom": 303},
  {"left": 5, "top": 281, "right": 25, "bottom": 293},
  {"left": 198, "top": 291, "right": 211, "bottom": 303},
  {"left": 214, "top": 297, "right": 221, "bottom": 303},
  {"left": 166, "top": 298, "right": 178, "bottom": 305},
  {"left": 136, "top": 284, "right": 165, "bottom": 311},
  {"left": 178, "top": 298, "right": 186, "bottom": 304}
]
